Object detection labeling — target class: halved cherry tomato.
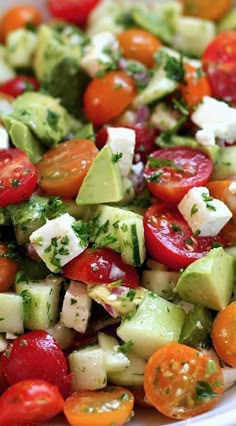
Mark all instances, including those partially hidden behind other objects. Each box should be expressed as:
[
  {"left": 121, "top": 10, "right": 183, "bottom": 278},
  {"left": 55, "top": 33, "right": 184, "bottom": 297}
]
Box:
[
  {"left": 64, "top": 386, "right": 134, "bottom": 426},
  {"left": 84, "top": 71, "right": 137, "bottom": 126},
  {"left": 144, "top": 203, "right": 224, "bottom": 270},
  {"left": 36, "top": 139, "right": 98, "bottom": 198},
  {"left": 211, "top": 302, "right": 236, "bottom": 367},
  {"left": 0, "top": 76, "right": 40, "bottom": 98},
  {"left": 48, "top": 0, "right": 101, "bottom": 26},
  {"left": 144, "top": 147, "right": 213, "bottom": 204},
  {"left": 118, "top": 29, "right": 162, "bottom": 68},
  {"left": 0, "top": 380, "right": 64, "bottom": 426},
  {"left": 180, "top": 0, "right": 232, "bottom": 21},
  {"left": 0, "top": 243, "right": 19, "bottom": 292},
  {"left": 180, "top": 63, "right": 211, "bottom": 109},
  {"left": 1, "top": 330, "right": 70, "bottom": 396},
  {"left": 0, "top": 148, "right": 37, "bottom": 208},
  {"left": 0, "top": 5, "right": 42, "bottom": 43},
  {"left": 202, "top": 31, "right": 236, "bottom": 103},
  {"left": 63, "top": 248, "right": 139, "bottom": 288},
  {"left": 0, "top": 357, "right": 9, "bottom": 395},
  {"left": 207, "top": 180, "right": 236, "bottom": 216},
  {"left": 144, "top": 342, "right": 224, "bottom": 420}
]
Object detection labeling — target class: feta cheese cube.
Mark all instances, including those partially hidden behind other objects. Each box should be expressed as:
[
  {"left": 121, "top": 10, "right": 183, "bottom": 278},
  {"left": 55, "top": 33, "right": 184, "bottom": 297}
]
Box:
[
  {"left": 30, "top": 213, "right": 87, "bottom": 273},
  {"left": 178, "top": 186, "right": 232, "bottom": 237},
  {"left": 106, "top": 127, "right": 136, "bottom": 177},
  {"left": 0, "top": 126, "right": 9, "bottom": 148},
  {"left": 61, "top": 281, "right": 92, "bottom": 333},
  {"left": 192, "top": 96, "right": 236, "bottom": 145},
  {"left": 80, "top": 32, "right": 119, "bottom": 77}
]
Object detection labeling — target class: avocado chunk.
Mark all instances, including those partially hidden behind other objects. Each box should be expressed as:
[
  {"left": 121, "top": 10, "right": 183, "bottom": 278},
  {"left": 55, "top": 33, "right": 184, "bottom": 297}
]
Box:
[
  {"left": 218, "top": 9, "right": 236, "bottom": 32},
  {"left": 2, "top": 115, "right": 45, "bottom": 163},
  {"left": 18, "top": 256, "right": 50, "bottom": 281},
  {"left": 211, "top": 146, "right": 236, "bottom": 180},
  {"left": 76, "top": 145, "right": 123, "bottom": 205},
  {"left": 176, "top": 248, "right": 234, "bottom": 311},
  {"left": 179, "top": 305, "right": 213, "bottom": 348},
  {"left": 0, "top": 207, "right": 11, "bottom": 225},
  {"left": 117, "top": 291, "right": 186, "bottom": 360},
  {"left": 6, "top": 28, "right": 37, "bottom": 69}
]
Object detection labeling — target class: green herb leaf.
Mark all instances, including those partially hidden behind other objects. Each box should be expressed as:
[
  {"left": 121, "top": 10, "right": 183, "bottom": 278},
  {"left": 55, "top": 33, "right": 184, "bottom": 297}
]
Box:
[
  {"left": 195, "top": 381, "right": 218, "bottom": 401},
  {"left": 118, "top": 340, "right": 134, "bottom": 354},
  {"left": 147, "top": 157, "right": 184, "bottom": 172}
]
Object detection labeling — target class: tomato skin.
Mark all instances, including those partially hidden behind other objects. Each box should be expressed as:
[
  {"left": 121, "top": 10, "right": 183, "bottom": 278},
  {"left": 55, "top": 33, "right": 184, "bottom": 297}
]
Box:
[
  {"left": 63, "top": 248, "right": 139, "bottom": 288},
  {"left": 0, "top": 5, "right": 42, "bottom": 43},
  {"left": 212, "top": 303, "right": 236, "bottom": 367},
  {"left": 118, "top": 29, "right": 162, "bottom": 68},
  {"left": 48, "top": 0, "right": 101, "bottom": 26},
  {"left": 0, "top": 76, "right": 40, "bottom": 98},
  {"left": 144, "top": 342, "right": 224, "bottom": 420},
  {"left": 84, "top": 71, "right": 137, "bottom": 126},
  {"left": 181, "top": 0, "right": 232, "bottom": 21},
  {"left": 1, "top": 330, "right": 70, "bottom": 396},
  {"left": 0, "top": 380, "right": 64, "bottom": 426},
  {"left": 180, "top": 63, "right": 211, "bottom": 108},
  {"left": 0, "top": 243, "right": 19, "bottom": 292},
  {"left": 144, "top": 148, "right": 213, "bottom": 204},
  {"left": 0, "top": 149, "right": 37, "bottom": 208},
  {"left": 202, "top": 31, "right": 236, "bottom": 103},
  {"left": 36, "top": 139, "right": 98, "bottom": 198}
]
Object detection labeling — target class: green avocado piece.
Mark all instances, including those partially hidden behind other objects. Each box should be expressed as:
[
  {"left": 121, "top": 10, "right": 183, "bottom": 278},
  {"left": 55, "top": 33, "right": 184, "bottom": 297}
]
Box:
[
  {"left": 6, "top": 28, "right": 37, "bottom": 69},
  {"left": 2, "top": 116, "right": 45, "bottom": 163},
  {"left": 0, "top": 208, "right": 11, "bottom": 225},
  {"left": 211, "top": 146, "right": 236, "bottom": 180},
  {"left": 218, "top": 9, "right": 236, "bottom": 32},
  {"left": 176, "top": 248, "right": 234, "bottom": 311},
  {"left": 76, "top": 145, "right": 124, "bottom": 205},
  {"left": 179, "top": 305, "right": 213, "bottom": 348}
]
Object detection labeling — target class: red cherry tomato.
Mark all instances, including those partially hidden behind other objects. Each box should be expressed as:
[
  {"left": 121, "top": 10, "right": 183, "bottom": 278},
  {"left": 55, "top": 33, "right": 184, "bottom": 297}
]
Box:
[
  {"left": 0, "top": 357, "right": 9, "bottom": 395},
  {"left": 144, "top": 203, "right": 224, "bottom": 270},
  {"left": 144, "top": 148, "right": 213, "bottom": 204},
  {"left": 0, "top": 76, "right": 40, "bottom": 98},
  {"left": 1, "top": 330, "right": 70, "bottom": 396},
  {"left": 0, "top": 380, "right": 64, "bottom": 426},
  {"left": 48, "top": 0, "right": 101, "bottom": 26},
  {"left": 63, "top": 248, "right": 139, "bottom": 288},
  {"left": 202, "top": 31, "right": 236, "bottom": 103},
  {"left": 84, "top": 71, "right": 137, "bottom": 126},
  {"left": 0, "top": 149, "right": 37, "bottom": 208}
]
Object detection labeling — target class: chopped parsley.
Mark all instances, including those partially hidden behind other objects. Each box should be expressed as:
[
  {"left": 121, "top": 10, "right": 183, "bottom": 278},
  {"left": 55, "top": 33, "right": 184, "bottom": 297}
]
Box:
[
  {"left": 195, "top": 381, "right": 218, "bottom": 401},
  {"left": 146, "top": 170, "right": 163, "bottom": 183},
  {"left": 21, "top": 289, "right": 32, "bottom": 320},
  {"left": 112, "top": 152, "right": 123, "bottom": 163},
  {"left": 11, "top": 179, "right": 20, "bottom": 187},
  {"left": 171, "top": 223, "right": 183, "bottom": 234},
  {"left": 155, "top": 50, "right": 185, "bottom": 83},
  {"left": 47, "top": 110, "right": 59, "bottom": 131},
  {"left": 201, "top": 192, "right": 216, "bottom": 211},
  {"left": 148, "top": 156, "right": 184, "bottom": 172},
  {"left": 191, "top": 204, "right": 198, "bottom": 216},
  {"left": 118, "top": 340, "right": 134, "bottom": 354}
]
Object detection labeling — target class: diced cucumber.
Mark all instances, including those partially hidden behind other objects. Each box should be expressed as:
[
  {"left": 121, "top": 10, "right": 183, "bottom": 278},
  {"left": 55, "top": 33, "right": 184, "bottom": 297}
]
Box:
[
  {"left": 69, "top": 345, "right": 107, "bottom": 391},
  {"left": 0, "top": 46, "right": 15, "bottom": 84},
  {"left": 130, "top": 6, "right": 173, "bottom": 44},
  {"left": 117, "top": 291, "right": 185, "bottom": 360},
  {"left": 0, "top": 293, "right": 24, "bottom": 335},
  {"left": 225, "top": 246, "right": 236, "bottom": 258},
  {"left": 47, "top": 322, "right": 75, "bottom": 350},
  {"left": 98, "top": 332, "right": 130, "bottom": 374},
  {"left": 211, "top": 147, "right": 236, "bottom": 180},
  {"left": 15, "top": 277, "right": 62, "bottom": 330},
  {"left": 218, "top": 9, "right": 236, "bottom": 32},
  {"left": 118, "top": 218, "right": 145, "bottom": 267},
  {"left": 108, "top": 350, "right": 146, "bottom": 387},
  {"left": 142, "top": 270, "right": 178, "bottom": 300},
  {"left": 87, "top": 0, "right": 123, "bottom": 35},
  {"left": 146, "top": 259, "right": 167, "bottom": 271}
]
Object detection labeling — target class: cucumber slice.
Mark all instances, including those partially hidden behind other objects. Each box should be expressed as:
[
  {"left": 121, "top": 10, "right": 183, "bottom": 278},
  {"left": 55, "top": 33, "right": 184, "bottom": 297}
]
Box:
[
  {"left": 47, "top": 322, "right": 75, "bottom": 350},
  {"left": 108, "top": 350, "right": 146, "bottom": 387},
  {"left": 98, "top": 332, "right": 130, "bottom": 374},
  {"left": 0, "top": 293, "right": 24, "bottom": 335},
  {"left": 142, "top": 270, "right": 178, "bottom": 300},
  {"left": 211, "top": 146, "right": 236, "bottom": 180}
]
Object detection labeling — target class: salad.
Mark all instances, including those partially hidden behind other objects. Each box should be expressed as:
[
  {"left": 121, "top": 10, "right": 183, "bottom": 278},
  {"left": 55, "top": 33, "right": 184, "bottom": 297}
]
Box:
[{"left": 0, "top": 0, "right": 236, "bottom": 425}]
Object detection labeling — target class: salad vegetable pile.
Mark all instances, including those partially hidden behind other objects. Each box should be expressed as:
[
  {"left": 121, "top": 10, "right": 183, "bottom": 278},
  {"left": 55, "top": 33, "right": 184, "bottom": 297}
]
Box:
[{"left": 0, "top": 0, "right": 236, "bottom": 424}]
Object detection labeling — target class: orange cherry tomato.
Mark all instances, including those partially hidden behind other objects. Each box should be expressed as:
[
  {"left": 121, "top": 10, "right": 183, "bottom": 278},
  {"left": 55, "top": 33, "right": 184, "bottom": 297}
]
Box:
[
  {"left": 36, "top": 139, "right": 98, "bottom": 198},
  {"left": 0, "top": 243, "right": 19, "bottom": 292},
  {"left": 207, "top": 180, "right": 236, "bottom": 216},
  {"left": 0, "top": 5, "right": 42, "bottom": 43},
  {"left": 180, "top": 63, "right": 211, "bottom": 109},
  {"left": 63, "top": 386, "right": 134, "bottom": 426},
  {"left": 118, "top": 29, "right": 162, "bottom": 68},
  {"left": 180, "top": 0, "right": 232, "bottom": 21},
  {"left": 212, "top": 303, "right": 236, "bottom": 367},
  {"left": 144, "top": 342, "right": 224, "bottom": 420},
  {"left": 84, "top": 71, "right": 137, "bottom": 126}
]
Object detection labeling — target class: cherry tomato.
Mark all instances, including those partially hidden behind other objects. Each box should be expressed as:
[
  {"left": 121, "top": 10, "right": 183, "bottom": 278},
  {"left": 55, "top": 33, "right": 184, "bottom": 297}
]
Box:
[
  {"left": 0, "top": 148, "right": 37, "bottom": 208},
  {"left": 144, "top": 147, "right": 213, "bottom": 204},
  {"left": 0, "top": 357, "right": 9, "bottom": 395},
  {"left": 144, "top": 342, "right": 224, "bottom": 420},
  {"left": 63, "top": 248, "right": 139, "bottom": 288},
  {"left": 64, "top": 386, "right": 134, "bottom": 426},
  {"left": 180, "top": 0, "right": 232, "bottom": 21},
  {"left": 211, "top": 302, "right": 236, "bottom": 367},
  {"left": 0, "top": 243, "right": 19, "bottom": 292},
  {"left": 118, "top": 29, "right": 162, "bottom": 68},
  {"left": 180, "top": 63, "right": 211, "bottom": 109},
  {"left": 0, "top": 76, "right": 40, "bottom": 98},
  {"left": 0, "top": 5, "right": 42, "bottom": 43},
  {"left": 0, "top": 380, "right": 64, "bottom": 426},
  {"left": 36, "top": 139, "right": 98, "bottom": 198},
  {"left": 207, "top": 180, "right": 236, "bottom": 216},
  {"left": 144, "top": 203, "right": 224, "bottom": 270},
  {"left": 84, "top": 71, "right": 137, "bottom": 126},
  {"left": 1, "top": 330, "right": 70, "bottom": 395},
  {"left": 202, "top": 31, "right": 236, "bottom": 103},
  {"left": 48, "top": 0, "right": 101, "bottom": 27}
]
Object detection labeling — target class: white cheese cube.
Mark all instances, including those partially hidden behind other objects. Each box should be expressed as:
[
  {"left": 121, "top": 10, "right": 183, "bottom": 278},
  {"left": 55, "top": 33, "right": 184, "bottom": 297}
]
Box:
[
  {"left": 178, "top": 186, "right": 232, "bottom": 237},
  {"left": 106, "top": 127, "right": 136, "bottom": 177},
  {"left": 0, "top": 126, "right": 9, "bottom": 148},
  {"left": 30, "top": 213, "right": 87, "bottom": 273},
  {"left": 61, "top": 281, "right": 92, "bottom": 333},
  {"left": 192, "top": 96, "right": 236, "bottom": 145},
  {"left": 80, "top": 32, "right": 119, "bottom": 77}
]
